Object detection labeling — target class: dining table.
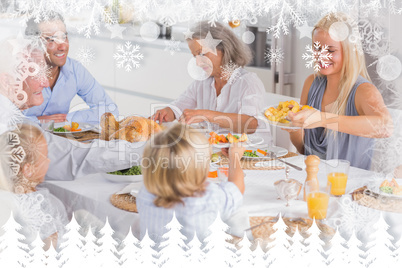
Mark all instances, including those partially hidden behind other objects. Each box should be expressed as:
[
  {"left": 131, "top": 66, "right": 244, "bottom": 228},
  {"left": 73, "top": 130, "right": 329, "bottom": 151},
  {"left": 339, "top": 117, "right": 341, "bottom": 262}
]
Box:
[{"left": 40, "top": 152, "right": 402, "bottom": 246}]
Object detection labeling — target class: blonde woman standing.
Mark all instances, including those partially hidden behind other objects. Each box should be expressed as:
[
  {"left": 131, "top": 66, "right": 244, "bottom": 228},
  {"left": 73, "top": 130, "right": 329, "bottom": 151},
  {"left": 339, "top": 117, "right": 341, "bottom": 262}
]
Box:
[{"left": 287, "top": 13, "right": 393, "bottom": 169}]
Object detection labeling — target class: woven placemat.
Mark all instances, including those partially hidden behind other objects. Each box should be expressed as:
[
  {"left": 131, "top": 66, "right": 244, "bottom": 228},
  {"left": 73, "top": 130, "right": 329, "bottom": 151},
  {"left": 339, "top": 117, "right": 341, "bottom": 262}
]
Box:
[
  {"left": 351, "top": 186, "right": 402, "bottom": 214},
  {"left": 218, "top": 151, "right": 299, "bottom": 170},
  {"left": 54, "top": 130, "right": 100, "bottom": 142},
  {"left": 248, "top": 216, "right": 335, "bottom": 243},
  {"left": 110, "top": 193, "right": 138, "bottom": 213}
]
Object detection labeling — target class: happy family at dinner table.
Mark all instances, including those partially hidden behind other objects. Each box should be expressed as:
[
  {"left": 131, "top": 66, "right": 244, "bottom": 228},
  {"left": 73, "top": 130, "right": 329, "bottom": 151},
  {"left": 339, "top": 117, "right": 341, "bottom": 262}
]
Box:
[{"left": 0, "top": 11, "right": 395, "bottom": 247}]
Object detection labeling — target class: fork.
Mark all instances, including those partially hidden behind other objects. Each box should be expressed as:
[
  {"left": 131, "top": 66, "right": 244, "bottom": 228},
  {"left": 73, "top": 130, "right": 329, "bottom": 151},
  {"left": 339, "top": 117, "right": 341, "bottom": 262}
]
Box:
[
  {"left": 270, "top": 152, "right": 302, "bottom": 171},
  {"left": 244, "top": 213, "right": 286, "bottom": 232}
]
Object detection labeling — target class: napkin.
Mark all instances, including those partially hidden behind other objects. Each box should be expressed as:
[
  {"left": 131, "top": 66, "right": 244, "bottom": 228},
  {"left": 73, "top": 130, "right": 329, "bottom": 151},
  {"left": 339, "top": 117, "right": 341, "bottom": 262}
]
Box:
[
  {"left": 116, "top": 182, "right": 143, "bottom": 196},
  {"left": 226, "top": 206, "right": 253, "bottom": 240}
]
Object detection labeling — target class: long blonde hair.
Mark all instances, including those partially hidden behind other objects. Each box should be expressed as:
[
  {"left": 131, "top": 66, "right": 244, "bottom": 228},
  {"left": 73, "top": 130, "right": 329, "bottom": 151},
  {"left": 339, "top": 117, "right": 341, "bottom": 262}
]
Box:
[
  {"left": 142, "top": 123, "right": 211, "bottom": 208},
  {"left": 0, "top": 124, "right": 45, "bottom": 192},
  {"left": 313, "top": 13, "right": 371, "bottom": 116}
]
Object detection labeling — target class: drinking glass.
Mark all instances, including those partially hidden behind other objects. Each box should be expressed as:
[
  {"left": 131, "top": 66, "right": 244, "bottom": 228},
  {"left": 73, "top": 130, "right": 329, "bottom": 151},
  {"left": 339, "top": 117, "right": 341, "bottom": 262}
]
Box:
[
  {"left": 39, "top": 119, "right": 54, "bottom": 132},
  {"left": 326, "top": 159, "right": 350, "bottom": 196},
  {"left": 305, "top": 181, "right": 331, "bottom": 220}
]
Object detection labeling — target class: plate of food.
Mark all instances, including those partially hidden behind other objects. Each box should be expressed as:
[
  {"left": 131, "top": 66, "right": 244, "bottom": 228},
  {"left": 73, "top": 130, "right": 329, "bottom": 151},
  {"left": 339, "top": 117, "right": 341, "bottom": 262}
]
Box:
[
  {"left": 376, "top": 178, "right": 402, "bottom": 198},
  {"left": 53, "top": 122, "right": 95, "bottom": 133},
  {"left": 104, "top": 165, "right": 143, "bottom": 183},
  {"left": 262, "top": 100, "right": 314, "bottom": 129},
  {"left": 208, "top": 132, "right": 264, "bottom": 149},
  {"left": 242, "top": 145, "right": 288, "bottom": 160}
]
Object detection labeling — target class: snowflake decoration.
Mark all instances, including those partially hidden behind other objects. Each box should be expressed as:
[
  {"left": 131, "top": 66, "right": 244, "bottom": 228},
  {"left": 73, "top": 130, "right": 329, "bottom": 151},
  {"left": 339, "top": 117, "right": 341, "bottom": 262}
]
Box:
[
  {"left": 164, "top": 37, "right": 181, "bottom": 56},
  {"left": 220, "top": 60, "right": 241, "bottom": 84},
  {"left": 76, "top": 46, "right": 95, "bottom": 66},
  {"left": 0, "top": 95, "right": 24, "bottom": 133},
  {"left": 264, "top": 48, "right": 284, "bottom": 64},
  {"left": 302, "top": 41, "right": 333, "bottom": 72},
  {"left": 33, "top": 61, "right": 52, "bottom": 85},
  {"left": 113, "top": 41, "right": 144, "bottom": 72}
]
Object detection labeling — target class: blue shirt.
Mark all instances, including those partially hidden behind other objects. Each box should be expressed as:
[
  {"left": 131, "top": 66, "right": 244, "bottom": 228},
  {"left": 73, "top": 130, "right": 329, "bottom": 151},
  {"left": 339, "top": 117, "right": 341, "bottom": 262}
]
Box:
[
  {"left": 137, "top": 181, "right": 243, "bottom": 243},
  {"left": 23, "top": 57, "right": 118, "bottom": 124}
]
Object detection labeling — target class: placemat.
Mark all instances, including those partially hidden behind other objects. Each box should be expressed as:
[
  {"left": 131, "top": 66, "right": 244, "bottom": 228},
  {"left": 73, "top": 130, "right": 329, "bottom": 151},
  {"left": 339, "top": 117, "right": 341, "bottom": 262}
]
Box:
[
  {"left": 351, "top": 186, "right": 402, "bottom": 214},
  {"left": 248, "top": 216, "right": 335, "bottom": 243},
  {"left": 54, "top": 130, "right": 100, "bottom": 142},
  {"left": 110, "top": 193, "right": 138, "bottom": 213},
  {"left": 218, "top": 151, "right": 299, "bottom": 170}
]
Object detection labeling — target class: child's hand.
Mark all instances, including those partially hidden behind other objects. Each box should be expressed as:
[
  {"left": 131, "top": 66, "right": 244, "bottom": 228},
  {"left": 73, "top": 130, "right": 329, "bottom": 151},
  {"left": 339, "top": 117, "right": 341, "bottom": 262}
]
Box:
[{"left": 228, "top": 143, "right": 246, "bottom": 161}]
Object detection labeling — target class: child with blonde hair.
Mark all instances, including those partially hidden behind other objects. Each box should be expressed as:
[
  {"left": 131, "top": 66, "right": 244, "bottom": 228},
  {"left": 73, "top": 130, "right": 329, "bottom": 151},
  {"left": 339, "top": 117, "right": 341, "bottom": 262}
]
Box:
[
  {"left": 0, "top": 123, "right": 68, "bottom": 250},
  {"left": 137, "top": 123, "right": 246, "bottom": 242},
  {"left": 287, "top": 12, "right": 392, "bottom": 169}
]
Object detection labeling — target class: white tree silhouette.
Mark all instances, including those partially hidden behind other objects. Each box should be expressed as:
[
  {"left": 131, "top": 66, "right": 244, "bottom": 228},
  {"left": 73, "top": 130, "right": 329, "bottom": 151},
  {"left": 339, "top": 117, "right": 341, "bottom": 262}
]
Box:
[
  {"left": 288, "top": 226, "right": 305, "bottom": 266},
  {"left": 326, "top": 228, "right": 348, "bottom": 267},
  {"left": 365, "top": 214, "right": 395, "bottom": 268},
  {"left": 252, "top": 240, "right": 267, "bottom": 268},
  {"left": 0, "top": 211, "right": 30, "bottom": 267},
  {"left": 97, "top": 217, "right": 120, "bottom": 268},
  {"left": 138, "top": 230, "right": 159, "bottom": 267},
  {"left": 29, "top": 231, "right": 46, "bottom": 268},
  {"left": 345, "top": 230, "right": 366, "bottom": 268},
  {"left": 265, "top": 215, "right": 292, "bottom": 267},
  {"left": 186, "top": 231, "right": 205, "bottom": 267},
  {"left": 393, "top": 234, "right": 402, "bottom": 267},
  {"left": 233, "top": 232, "right": 253, "bottom": 267},
  {"left": 81, "top": 225, "right": 101, "bottom": 267},
  {"left": 58, "top": 213, "right": 85, "bottom": 268},
  {"left": 304, "top": 219, "right": 327, "bottom": 267},
  {"left": 202, "top": 213, "right": 237, "bottom": 267},
  {"left": 158, "top": 212, "right": 188, "bottom": 267},
  {"left": 45, "top": 241, "right": 60, "bottom": 268},
  {"left": 119, "top": 227, "right": 141, "bottom": 267}
]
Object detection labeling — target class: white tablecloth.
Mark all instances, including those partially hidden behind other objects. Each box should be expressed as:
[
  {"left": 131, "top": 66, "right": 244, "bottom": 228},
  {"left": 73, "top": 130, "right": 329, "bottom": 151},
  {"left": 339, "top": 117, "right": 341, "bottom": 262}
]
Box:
[{"left": 42, "top": 156, "right": 402, "bottom": 243}]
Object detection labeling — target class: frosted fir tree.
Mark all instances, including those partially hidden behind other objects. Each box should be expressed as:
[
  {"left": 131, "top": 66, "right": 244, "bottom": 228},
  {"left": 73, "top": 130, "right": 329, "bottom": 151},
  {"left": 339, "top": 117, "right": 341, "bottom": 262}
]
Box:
[
  {"left": 252, "top": 240, "right": 268, "bottom": 268},
  {"left": 265, "top": 214, "right": 292, "bottom": 268},
  {"left": 202, "top": 213, "right": 237, "bottom": 267},
  {"left": 45, "top": 241, "right": 60, "bottom": 268},
  {"left": 303, "top": 219, "right": 327, "bottom": 267},
  {"left": 326, "top": 228, "right": 348, "bottom": 267},
  {"left": 392, "top": 234, "right": 402, "bottom": 268},
  {"left": 288, "top": 226, "right": 306, "bottom": 266},
  {"left": 29, "top": 231, "right": 46, "bottom": 268},
  {"left": 138, "top": 230, "right": 159, "bottom": 267},
  {"left": 58, "top": 213, "right": 85, "bottom": 268},
  {"left": 0, "top": 211, "right": 30, "bottom": 267},
  {"left": 97, "top": 217, "right": 120, "bottom": 268},
  {"left": 119, "top": 227, "right": 141, "bottom": 267},
  {"left": 82, "top": 225, "right": 101, "bottom": 267},
  {"left": 158, "top": 212, "right": 188, "bottom": 267},
  {"left": 186, "top": 232, "right": 205, "bottom": 267},
  {"left": 233, "top": 232, "right": 253, "bottom": 268},
  {"left": 344, "top": 230, "right": 366, "bottom": 268},
  {"left": 365, "top": 214, "right": 395, "bottom": 268}
]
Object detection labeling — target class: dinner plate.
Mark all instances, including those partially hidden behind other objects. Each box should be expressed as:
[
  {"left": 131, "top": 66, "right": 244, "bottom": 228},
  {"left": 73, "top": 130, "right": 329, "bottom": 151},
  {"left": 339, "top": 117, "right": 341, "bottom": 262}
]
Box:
[
  {"left": 242, "top": 145, "right": 288, "bottom": 160},
  {"left": 104, "top": 173, "right": 143, "bottom": 183},
  {"left": 261, "top": 107, "right": 301, "bottom": 130},
  {"left": 53, "top": 122, "right": 95, "bottom": 133},
  {"left": 210, "top": 133, "right": 264, "bottom": 149},
  {"left": 367, "top": 178, "right": 402, "bottom": 199}
]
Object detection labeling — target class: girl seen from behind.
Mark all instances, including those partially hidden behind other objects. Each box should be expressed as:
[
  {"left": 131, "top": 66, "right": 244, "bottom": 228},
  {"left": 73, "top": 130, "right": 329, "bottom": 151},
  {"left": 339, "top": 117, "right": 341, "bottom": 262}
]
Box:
[{"left": 137, "top": 123, "right": 246, "bottom": 242}]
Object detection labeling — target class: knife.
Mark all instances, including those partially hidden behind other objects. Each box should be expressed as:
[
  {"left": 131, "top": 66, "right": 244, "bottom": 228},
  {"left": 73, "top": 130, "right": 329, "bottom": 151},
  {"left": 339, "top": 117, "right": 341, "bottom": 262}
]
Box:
[{"left": 270, "top": 152, "right": 303, "bottom": 171}]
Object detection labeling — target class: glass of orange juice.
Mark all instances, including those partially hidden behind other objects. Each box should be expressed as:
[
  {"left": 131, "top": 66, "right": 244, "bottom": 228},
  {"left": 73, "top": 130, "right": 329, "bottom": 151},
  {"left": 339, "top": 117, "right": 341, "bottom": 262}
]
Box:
[
  {"left": 326, "top": 159, "right": 350, "bottom": 197},
  {"left": 305, "top": 181, "right": 331, "bottom": 220}
]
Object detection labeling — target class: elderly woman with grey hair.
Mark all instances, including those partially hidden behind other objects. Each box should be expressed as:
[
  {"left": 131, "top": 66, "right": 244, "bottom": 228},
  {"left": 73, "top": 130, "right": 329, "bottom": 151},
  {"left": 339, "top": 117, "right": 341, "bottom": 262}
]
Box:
[{"left": 152, "top": 21, "right": 266, "bottom": 134}]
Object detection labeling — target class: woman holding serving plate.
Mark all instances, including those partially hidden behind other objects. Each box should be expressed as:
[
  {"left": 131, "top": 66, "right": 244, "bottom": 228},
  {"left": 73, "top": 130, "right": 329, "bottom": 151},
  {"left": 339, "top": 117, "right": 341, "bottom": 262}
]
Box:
[
  {"left": 152, "top": 21, "right": 267, "bottom": 135},
  {"left": 285, "top": 13, "right": 393, "bottom": 170}
]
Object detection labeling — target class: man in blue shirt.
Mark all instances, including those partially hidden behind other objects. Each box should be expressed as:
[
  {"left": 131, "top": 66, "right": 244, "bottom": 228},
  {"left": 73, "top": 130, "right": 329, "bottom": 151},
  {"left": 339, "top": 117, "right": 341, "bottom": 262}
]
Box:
[{"left": 23, "top": 12, "right": 118, "bottom": 124}]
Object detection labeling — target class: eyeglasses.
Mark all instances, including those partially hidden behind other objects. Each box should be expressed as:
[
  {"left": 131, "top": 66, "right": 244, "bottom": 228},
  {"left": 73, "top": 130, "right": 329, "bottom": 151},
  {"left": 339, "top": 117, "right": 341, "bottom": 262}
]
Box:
[{"left": 41, "top": 31, "right": 69, "bottom": 47}]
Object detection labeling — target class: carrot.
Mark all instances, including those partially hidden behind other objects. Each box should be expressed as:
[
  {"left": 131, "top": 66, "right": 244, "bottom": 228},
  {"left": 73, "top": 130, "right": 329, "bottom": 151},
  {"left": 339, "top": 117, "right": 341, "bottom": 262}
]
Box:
[
  {"left": 245, "top": 150, "right": 252, "bottom": 153},
  {"left": 208, "top": 171, "right": 218, "bottom": 178},
  {"left": 257, "top": 149, "right": 267, "bottom": 156}
]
